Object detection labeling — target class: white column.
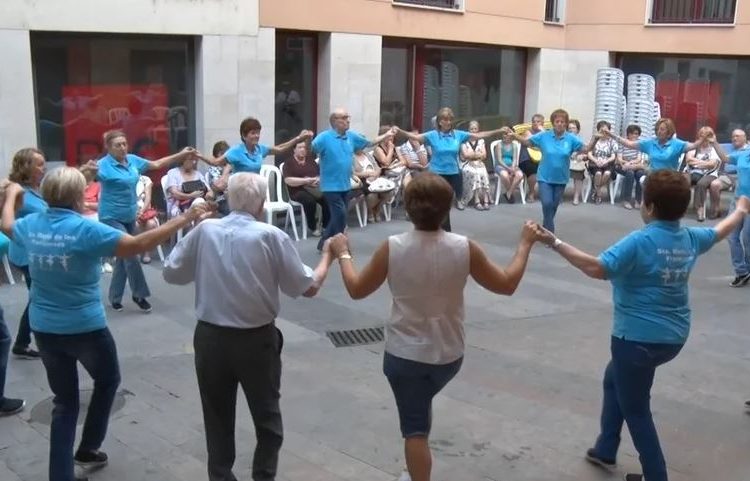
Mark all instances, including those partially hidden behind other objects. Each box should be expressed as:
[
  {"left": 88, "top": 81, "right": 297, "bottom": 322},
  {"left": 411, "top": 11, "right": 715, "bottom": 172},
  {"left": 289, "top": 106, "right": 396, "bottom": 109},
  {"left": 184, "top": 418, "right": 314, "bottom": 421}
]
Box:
[
  {"left": 317, "top": 33, "right": 383, "bottom": 137},
  {"left": 524, "top": 48, "right": 611, "bottom": 135},
  {"left": 196, "top": 28, "right": 275, "bottom": 158},
  {"left": 0, "top": 30, "right": 37, "bottom": 176}
]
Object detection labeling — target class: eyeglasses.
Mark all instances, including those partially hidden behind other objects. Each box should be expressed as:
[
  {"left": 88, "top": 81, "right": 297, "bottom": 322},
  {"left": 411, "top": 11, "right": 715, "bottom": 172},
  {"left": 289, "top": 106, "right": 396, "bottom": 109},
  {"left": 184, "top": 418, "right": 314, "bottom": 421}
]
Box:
[{"left": 336, "top": 115, "right": 351, "bottom": 120}]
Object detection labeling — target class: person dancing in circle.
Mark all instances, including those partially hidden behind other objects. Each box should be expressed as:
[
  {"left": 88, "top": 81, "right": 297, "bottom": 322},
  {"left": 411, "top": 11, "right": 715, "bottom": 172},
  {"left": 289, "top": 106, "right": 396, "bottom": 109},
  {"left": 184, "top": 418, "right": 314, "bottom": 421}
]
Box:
[
  {"left": 503, "top": 109, "right": 597, "bottom": 233},
  {"left": 535, "top": 169, "right": 750, "bottom": 481}
]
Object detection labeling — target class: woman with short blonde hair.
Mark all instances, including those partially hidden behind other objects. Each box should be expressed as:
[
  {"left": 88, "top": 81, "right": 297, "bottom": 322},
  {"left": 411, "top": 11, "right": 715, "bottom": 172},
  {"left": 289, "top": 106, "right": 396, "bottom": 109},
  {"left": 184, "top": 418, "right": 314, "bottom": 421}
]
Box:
[{"left": 1, "top": 167, "right": 213, "bottom": 481}]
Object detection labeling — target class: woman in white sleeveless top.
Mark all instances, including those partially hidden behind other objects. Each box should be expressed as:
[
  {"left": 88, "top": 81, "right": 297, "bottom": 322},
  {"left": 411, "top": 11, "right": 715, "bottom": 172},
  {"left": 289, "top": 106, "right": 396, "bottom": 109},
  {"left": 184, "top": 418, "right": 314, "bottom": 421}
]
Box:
[{"left": 328, "top": 173, "right": 541, "bottom": 481}]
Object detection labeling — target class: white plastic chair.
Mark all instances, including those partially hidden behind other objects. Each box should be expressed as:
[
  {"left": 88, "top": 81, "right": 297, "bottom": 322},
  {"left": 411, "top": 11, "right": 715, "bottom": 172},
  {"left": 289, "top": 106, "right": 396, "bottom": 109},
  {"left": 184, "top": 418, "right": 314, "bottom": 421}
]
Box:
[
  {"left": 260, "top": 164, "right": 299, "bottom": 241},
  {"left": 489, "top": 139, "right": 526, "bottom": 205},
  {"left": 583, "top": 173, "right": 617, "bottom": 205},
  {"left": 278, "top": 162, "right": 308, "bottom": 240},
  {"left": 160, "top": 174, "right": 186, "bottom": 243}
]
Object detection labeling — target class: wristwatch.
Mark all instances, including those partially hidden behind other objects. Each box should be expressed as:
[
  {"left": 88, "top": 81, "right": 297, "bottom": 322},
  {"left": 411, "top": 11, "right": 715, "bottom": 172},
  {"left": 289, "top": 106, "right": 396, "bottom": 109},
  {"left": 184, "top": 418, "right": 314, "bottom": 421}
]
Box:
[
  {"left": 552, "top": 238, "right": 563, "bottom": 249},
  {"left": 338, "top": 253, "right": 353, "bottom": 261}
]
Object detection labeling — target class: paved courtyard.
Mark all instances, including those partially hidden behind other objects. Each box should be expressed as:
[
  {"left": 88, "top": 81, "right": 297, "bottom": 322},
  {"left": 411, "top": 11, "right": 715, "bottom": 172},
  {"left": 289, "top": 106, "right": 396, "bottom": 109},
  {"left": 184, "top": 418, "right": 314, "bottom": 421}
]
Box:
[{"left": 1, "top": 199, "right": 749, "bottom": 481}]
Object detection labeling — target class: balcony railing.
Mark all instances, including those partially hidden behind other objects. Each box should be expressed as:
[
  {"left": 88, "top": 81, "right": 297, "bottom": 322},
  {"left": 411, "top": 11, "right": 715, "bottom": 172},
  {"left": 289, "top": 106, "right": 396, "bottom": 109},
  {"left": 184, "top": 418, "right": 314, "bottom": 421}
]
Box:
[
  {"left": 392, "top": 0, "right": 463, "bottom": 11},
  {"left": 650, "top": 0, "right": 736, "bottom": 24}
]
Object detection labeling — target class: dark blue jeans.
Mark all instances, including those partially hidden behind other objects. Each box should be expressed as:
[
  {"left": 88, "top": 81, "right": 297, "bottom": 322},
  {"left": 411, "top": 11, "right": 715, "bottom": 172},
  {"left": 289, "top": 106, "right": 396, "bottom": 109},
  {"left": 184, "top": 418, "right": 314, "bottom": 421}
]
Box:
[
  {"left": 101, "top": 219, "right": 150, "bottom": 304},
  {"left": 439, "top": 173, "right": 462, "bottom": 232},
  {"left": 593, "top": 337, "right": 683, "bottom": 481},
  {"left": 616, "top": 168, "right": 646, "bottom": 203},
  {"left": 0, "top": 306, "right": 9, "bottom": 401},
  {"left": 537, "top": 181, "right": 566, "bottom": 233},
  {"left": 10, "top": 263, "right": 32, "bottom": 348},
  {"left": 318, "top": 191, "right": 349, "bottom": 250},
  {"left": 35, "top": 328, "right": 121, "bottom": 481}
]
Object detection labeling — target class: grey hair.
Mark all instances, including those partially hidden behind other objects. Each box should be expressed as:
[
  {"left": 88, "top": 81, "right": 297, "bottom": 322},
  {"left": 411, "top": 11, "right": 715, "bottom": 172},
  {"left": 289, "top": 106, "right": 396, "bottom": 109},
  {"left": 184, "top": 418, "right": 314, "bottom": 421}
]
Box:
[
  {"left": 227, "top": 172, "right": 267, "bottom": 215},
  {"left": 40, "top": 167, "right": 86, "bottom": 211}
]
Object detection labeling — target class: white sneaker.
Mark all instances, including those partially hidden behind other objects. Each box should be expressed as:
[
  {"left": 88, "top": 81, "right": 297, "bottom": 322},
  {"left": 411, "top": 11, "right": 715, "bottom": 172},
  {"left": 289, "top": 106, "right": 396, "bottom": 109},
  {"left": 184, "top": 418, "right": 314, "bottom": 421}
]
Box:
[
  {"left": 311, "top": 228, "right": 322, "bottom": 237},
  {"left": 397, "top": 470, "right": 411, "bottom": 481},
  {"left": 102, "top": 262, "right": 113, "bottom": 273}
]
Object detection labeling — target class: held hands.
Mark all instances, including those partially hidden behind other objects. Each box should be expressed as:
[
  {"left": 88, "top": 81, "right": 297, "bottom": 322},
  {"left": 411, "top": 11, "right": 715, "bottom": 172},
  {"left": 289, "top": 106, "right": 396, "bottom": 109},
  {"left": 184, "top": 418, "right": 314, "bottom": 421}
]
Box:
[
  {"left": 184, "top": 200, "right": 216, "bottom": 223},
  {"left": 0, "top": 181, "right": 24, "bottom": 213},
  {"left": 328, "top": 233, "right": 350, "bottom": 257},
  {"left": 180, "top": 147, "right": 200, "bottom": 161},
  {"left": 299, "top": 129, "right": 314, "bottom": 140},
  {"left": 520, "top": 220, "right": 557, "bottom": 246}
]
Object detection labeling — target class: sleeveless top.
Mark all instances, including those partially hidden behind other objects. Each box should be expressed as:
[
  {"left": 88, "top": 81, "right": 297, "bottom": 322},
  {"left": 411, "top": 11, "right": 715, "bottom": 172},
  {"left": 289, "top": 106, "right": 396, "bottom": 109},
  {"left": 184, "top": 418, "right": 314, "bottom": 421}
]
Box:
[
  {"left": 500, "top": 142, "right": 514, "bottom": 166},
  {"left": 386, "top": 230, "right": 470, "bottom": 364}
]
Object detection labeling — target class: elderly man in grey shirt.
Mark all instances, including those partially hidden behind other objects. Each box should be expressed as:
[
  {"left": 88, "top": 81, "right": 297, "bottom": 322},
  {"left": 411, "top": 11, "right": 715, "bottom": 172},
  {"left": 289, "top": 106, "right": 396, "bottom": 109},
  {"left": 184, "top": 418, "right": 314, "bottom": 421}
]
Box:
[{"left": 163, "top": 172, "right": 333, "bottom": 481}]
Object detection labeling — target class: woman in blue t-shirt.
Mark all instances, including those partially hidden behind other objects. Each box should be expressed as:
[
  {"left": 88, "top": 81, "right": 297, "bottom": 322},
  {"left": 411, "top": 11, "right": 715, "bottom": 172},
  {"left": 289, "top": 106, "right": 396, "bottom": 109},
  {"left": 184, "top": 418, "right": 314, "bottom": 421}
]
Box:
[
  {"left": 607, "top": 118, "right": 709, "bottom": 172},
  {"left": 397, "top": 107, "right": 504, "bottom": 231},
  {"left": 6, "top": 148, "right": 47, "bottom": 360},
  {"left": 536, "top": 169, "right": 750, "bottom": 481},
  {"left": 94, "top": 130, "right": 197, "bottom": 313},
  {"left": 504, "top": 109, "right": 597, "bottom": 233},
  {"left": 1, "top": 167, "right": 213, "bottom": 481}
]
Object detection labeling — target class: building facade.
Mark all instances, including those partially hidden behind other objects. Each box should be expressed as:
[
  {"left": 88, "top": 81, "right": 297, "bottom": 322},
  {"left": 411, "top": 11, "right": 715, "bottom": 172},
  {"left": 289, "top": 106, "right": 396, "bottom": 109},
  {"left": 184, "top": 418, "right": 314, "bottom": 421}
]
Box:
[{"left": 1, "top": 0, "right": 748, "bottom": 173}]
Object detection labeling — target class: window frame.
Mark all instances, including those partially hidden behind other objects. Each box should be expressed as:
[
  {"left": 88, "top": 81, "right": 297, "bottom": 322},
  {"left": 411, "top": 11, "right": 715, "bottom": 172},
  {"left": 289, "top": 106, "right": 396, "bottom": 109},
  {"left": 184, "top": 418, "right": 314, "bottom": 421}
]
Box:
[
  {"left": 544, "top": 0, "right": 566, "bottom": 25},
  {"left": 645, "top": 0, "right": 737, "bottom": 26},
  {"left": 391, "top": 0, "right": 465, "bottom": 14}
]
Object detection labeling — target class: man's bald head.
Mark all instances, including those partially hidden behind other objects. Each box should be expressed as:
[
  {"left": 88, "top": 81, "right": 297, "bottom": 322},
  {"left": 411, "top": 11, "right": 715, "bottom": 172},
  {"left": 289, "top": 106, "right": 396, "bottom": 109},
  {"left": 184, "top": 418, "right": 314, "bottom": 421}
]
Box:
[
  {"left": 732, "top": 129, "right": 747, "bottom": 148},
  {"left": 329, "top": 107, "right": 351, "bottom": 133}
]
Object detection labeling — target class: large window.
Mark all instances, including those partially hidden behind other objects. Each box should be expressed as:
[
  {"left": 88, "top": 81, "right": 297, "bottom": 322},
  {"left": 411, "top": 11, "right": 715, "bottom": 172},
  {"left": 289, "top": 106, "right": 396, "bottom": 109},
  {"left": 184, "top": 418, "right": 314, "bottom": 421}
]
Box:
[
  {"left": 416, "top": 45, "right": 526, "bottom": 131},
  {"left": 380, "top": 45, "right": 414, "bottom": 129},
  {"left": 31, "top": 33, "right": 194, "bottom": 167},
  {"left": 649, "top": 0, "right": 736, "bottom": 24},
  {"left": 275, "top": 31, "right": 317, "bottom": 166},
  {"left": 619, "top": 54, "right": 750, "bottom": 142}
]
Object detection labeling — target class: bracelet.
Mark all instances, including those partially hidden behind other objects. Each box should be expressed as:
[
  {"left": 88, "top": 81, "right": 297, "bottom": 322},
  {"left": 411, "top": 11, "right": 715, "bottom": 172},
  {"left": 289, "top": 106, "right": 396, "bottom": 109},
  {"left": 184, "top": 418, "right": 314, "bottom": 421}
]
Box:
[{"left": 338, "top": 253, "right": 353, "bottom": 261}]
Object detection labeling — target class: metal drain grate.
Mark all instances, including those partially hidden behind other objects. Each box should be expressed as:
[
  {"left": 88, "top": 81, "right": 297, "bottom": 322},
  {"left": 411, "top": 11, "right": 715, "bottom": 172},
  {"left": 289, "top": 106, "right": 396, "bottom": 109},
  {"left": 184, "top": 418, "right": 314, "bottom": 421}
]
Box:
[{"left": 326, "top": 327, "right": 384, "bottom": 347}]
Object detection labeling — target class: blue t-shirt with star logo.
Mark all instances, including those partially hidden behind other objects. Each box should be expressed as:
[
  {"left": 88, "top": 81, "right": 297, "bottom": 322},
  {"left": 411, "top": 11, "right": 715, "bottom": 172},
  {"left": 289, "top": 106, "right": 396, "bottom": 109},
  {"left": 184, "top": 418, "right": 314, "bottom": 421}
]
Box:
[{"left": 598, "top": 221, "right": 717, "bottom": 344}]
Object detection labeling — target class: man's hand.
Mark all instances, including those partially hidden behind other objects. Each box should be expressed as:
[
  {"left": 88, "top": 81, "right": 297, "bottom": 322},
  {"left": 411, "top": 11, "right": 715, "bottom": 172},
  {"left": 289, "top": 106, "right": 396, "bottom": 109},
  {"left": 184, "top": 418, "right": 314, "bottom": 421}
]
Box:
[
  {"left": 329, "top": 233, "right": 350, "bottom": 257},
  {"left": 185, "top": 200, "right": 216, "bottom": 223},
  {"left": 521, "top": 220, "right": 538, "bottom": 246}
]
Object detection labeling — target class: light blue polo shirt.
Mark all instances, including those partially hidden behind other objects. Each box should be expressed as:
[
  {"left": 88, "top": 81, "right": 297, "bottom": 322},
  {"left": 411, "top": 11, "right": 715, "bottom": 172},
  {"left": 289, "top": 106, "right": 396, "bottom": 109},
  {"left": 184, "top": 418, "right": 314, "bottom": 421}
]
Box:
[
  {"left": 224, "top": 142, "right": 270, "bottom": 173},
  {"left": 639, "top": 138, "right": 687, "bottom": 171},
  {"left": 598, "top": 221, "right": 717, "bottom": 344},
  {"left": 529, "top": 131, "right": 583, "bottom": 185},
  {"left": 721, "top": 143, "right": 739, "bottom": 174},
  {"left": 423, "top": 130, "right": 471, "bottom": 175},
  {"left": 8, "top": 187, "right": 48, "bottom": 267},
  {"left": 312, "top": 129, "right": 369, "bottom": 192},
  {"left": 13, "top": 208, "right": 124, "bottom": 334},
  {"left": 97, "top": 153, "right": 149, "bottom": 222},
  {"left": 730, "top": 148, "right": 750, "bottom": 198}
]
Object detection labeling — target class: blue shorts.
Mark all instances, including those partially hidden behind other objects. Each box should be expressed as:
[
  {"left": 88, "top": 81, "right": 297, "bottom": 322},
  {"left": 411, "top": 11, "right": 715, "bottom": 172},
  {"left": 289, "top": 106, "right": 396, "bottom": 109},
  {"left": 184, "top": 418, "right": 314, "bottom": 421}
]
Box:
[{"left": 383, "top": 351, "right": 463, "bottom": 438}]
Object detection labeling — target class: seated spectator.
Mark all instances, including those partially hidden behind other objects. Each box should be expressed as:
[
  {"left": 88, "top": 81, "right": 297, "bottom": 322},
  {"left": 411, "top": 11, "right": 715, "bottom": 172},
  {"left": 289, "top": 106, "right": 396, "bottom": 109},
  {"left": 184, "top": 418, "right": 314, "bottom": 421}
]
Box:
[
  {"left": 282, "top": 141, "right": 330, "bottom": 237},
  {"left": 615, "top": 124, "right": 648, "bottom": 210},
  {"left": 460, "top": 120, "right": 491, "bottom": 210},
  {"left": 588, "top": 120, "right": 618, "bottom": 204},
  {"left": 206, "top": 140, "right": 230, "bottom": 216},
  {"left": 165, "top": 157, "right": 211, "bottom": 219},
  {"left": 567, "top": 120, "right": 586, "bottom": 205},
  {"left": 80, "top": 164, "right": 113, "bottom": 273},
  {"left": 135, "top": 175, "right": 159, "bottom": 264},
  {"left": 683, "top": 126, "right": 721, "bottom": 222},
  {"left": 352, "top": 148, "right": 395, "bottom": 223},
  {"left": 373, "top": 126, "right": 406, "bottom": 179},
  {"left": 493, "top": 130, "right": 524, "bottom": 203},
  {"left": 709, "top": 128, "right": 746, "bottom": 219},
  {"left": 395, "top": 126, "right": 429, "bottom": 190}
]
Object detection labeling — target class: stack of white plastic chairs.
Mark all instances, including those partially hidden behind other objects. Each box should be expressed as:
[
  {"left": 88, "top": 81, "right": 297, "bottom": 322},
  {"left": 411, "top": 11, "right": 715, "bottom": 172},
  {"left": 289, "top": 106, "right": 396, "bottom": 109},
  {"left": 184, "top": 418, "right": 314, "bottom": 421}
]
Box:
[
  {"left": 594, "top": 68, "right": 625, "bottom": 135},
  {"left": 422, "top": 65, "right": 440, "bottom": 129},
  {"left": 439, "top": 61, "right": 459, "bottom": 115},
  {"left": 625, "top": 74, "right": 656, "bottom": 137}
]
